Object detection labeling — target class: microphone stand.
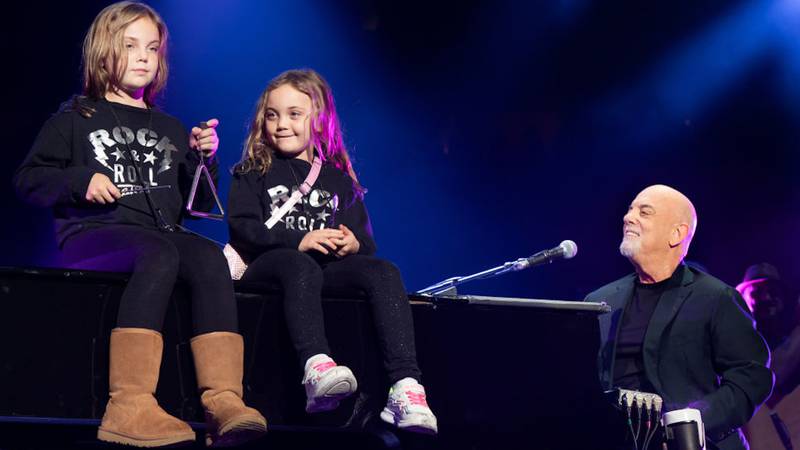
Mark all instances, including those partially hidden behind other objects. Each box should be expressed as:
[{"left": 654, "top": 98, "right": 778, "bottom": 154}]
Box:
[{"left": 416, "top": 257, "right": 531, "bottom": 296}]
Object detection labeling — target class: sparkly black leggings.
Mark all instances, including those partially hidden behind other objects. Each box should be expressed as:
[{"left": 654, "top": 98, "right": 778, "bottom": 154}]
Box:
[
  {"left": 61, "top": 224, "right": 238, "bottom": 335},
  {"left": 241, "top": 249, "right": 421, "bottom": 385}
]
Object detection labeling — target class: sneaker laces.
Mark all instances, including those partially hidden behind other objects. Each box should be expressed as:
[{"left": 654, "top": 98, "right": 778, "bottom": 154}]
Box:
[
  {"left": 303, "top": 357, "right": 338, "bottom": 385},
  {"left": 390, "top": 381, "right": 430, "bottom": 410},
  {"left": 404, "top": 389, "right": 429, "bottom": 407}
]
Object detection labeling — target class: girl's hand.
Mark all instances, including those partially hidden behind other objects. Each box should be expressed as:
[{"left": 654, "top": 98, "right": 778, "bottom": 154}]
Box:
[
  {"left": 333, "top": 224, "right": 360, "bottom": 257},
  {"left": 190, "top": 118, "right": 220, "bottom": 158},
  {"left": 85, "top": 173, "right": 121, "bottom": 204},
  {"left": 299, "top": 229, "right": 345, "bottom": 255}
]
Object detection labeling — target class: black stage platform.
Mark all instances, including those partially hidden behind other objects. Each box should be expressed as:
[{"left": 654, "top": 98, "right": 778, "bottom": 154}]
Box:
[{"left": 0, "top": 267, "right": 626, "bottom": 449}]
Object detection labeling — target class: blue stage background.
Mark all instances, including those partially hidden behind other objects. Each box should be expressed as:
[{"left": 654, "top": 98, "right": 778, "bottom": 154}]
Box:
[{"left": 7, "top": 0, "right": 799, "bottom": 300}]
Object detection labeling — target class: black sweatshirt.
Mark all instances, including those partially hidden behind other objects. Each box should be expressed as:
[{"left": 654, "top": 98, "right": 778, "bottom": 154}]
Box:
[
  {"left": 228, "top": 156, "right": 376, "bottom": 263},
  {"left": 14, "top": 97, "right": 218, "bottom": 246}
]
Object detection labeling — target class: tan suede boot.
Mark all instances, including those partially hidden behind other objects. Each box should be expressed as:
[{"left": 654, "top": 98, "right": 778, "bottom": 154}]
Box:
[
  {"left": 97, "top": 328, "right": 196, "bottom": 447},
  {"left": 190, "top": 332, "right": 267, "bottom": 447}
]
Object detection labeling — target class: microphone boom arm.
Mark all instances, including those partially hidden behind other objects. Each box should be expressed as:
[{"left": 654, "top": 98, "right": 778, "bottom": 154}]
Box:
[
  {"left": 416, "top": 240, "right": 577, "bottom": 296},
  {"left": 416, "top": 258, "right": 530, "bottom": 296}
]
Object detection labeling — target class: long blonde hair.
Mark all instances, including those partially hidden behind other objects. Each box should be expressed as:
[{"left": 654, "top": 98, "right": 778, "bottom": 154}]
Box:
[
  {"left": 238, "top": 69, "right": 363, "bottom": 195},
  {"left": 81, "top": 1, "right": 169, "bottom": 107}
]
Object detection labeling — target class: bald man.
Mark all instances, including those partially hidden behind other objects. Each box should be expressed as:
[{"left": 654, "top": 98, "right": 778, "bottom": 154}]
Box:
[{"left": 585, "top": 185, "right": 773, "bottom": 450}]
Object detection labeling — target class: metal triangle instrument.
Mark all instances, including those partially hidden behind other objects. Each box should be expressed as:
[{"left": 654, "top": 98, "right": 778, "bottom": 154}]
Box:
[{"left": 186, "top": 122, "right": 225, "bottom": 220}]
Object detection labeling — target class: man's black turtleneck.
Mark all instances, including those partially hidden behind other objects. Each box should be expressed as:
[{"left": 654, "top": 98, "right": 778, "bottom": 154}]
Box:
[{"left": 613, "top": 264, "right": 686, "bottom": 391}]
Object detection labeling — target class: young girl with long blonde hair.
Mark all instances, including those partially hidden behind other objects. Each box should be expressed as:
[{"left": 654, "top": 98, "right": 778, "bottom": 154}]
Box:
[
  {"left": 14, "top": 2, "right": 266, "bottom": 447},
  {"left": 228, "top": 69, "right": 438, "bottom": 434}
]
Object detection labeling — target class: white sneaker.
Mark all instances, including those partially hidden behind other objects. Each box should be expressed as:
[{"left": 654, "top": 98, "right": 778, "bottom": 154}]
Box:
[
  {"left": 302, "top": 354, "right": 357, "bottom": 413},
  {"left": 380, "top": 377, "right": 438, "bottom": 435}
]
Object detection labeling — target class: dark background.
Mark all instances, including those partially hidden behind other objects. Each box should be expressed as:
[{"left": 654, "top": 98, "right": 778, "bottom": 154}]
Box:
[{"left": 7, "top": 0, "right": 799, "bottom": 300}]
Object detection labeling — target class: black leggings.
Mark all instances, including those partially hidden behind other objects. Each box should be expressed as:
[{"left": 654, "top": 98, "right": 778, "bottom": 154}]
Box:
[
  {"left": 241, "top": 249, "right": 421, "bottom": 385},
  {"left": 61, "top": 224, "right": 238, "bottom": 335}
]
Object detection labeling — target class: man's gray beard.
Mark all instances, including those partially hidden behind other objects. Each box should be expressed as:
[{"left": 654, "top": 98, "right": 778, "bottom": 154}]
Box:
[{"left": 619, "top": 239, "right": 640, "bottom": 258}]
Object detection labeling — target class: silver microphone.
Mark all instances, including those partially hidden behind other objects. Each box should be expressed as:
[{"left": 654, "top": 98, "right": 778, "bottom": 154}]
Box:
[{"left": 517, "top": 240, "right": 578, "bottom": 270}]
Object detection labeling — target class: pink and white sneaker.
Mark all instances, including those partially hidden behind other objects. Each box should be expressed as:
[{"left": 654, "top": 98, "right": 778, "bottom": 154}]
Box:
[
  {"left": 380, "top": 377, "right": 438, "bottom": 435},
  {"left": 302, "top": 354, "right": 357, "bottom": 413}
]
